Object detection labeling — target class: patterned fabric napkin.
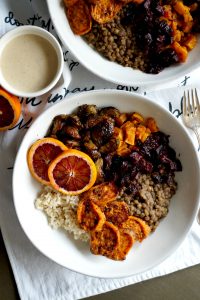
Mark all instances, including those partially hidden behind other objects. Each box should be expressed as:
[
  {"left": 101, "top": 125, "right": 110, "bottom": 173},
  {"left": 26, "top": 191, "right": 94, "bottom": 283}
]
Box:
[{"left": 0, "top": 1, "right": 200, "bottom": 300}]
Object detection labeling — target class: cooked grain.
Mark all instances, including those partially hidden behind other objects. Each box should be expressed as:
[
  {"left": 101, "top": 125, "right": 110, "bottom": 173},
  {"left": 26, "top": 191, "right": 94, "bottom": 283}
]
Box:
[
  {"left": 120, "top": 174, "right": 177, "bottom": 231},
  {"left": 35, "top": 186, "right": 89, "bottom": 242}
]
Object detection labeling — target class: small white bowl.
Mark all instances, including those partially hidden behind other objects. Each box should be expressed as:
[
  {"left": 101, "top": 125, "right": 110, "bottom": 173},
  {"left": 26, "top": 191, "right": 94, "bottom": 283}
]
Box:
[{"left": 0, "top": 26, "right": 64, "bottom": 97}]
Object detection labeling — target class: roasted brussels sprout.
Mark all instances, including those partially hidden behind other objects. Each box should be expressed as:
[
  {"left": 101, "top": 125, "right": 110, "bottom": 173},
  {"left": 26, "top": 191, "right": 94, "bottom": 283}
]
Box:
[
  {"left": 46, "top": 115, "right": 67, "bottom": 137},
  {"left": 99, "top": 107, "right": 120, "bottom": 120},
  {"left": 91, "top": 117, "right": 114, "bottom": 146},
  {"left": 65, "top": 114, "right": 83, "bottom": 129},
  {"left": 62, "top": 125, "right": 81, "bottom": 140},
  {"left": 77, "top": 104, "right": 98, "bottom": 121}
]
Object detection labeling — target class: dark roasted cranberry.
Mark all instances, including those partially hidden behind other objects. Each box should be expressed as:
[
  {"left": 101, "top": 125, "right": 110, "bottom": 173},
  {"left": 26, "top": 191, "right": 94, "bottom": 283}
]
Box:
[
  {"left": 166, "top": 173, "right": 177, "bottom": 186},
  {"left": 110, "top": 155, "right": 124, "bottom": 170},
  {"left": 130, "top": 151, "right": 153, "bottom": 173},
  {"left": 141, "top": 132, "right": 169, "bottom": 159},
  {"left": 104, "top": 153, "right": 115, "bottom": 171},
  {"left": 130, "top": 166, "right": 138, "bottom": 179},
  {"left": 121, "top": 3, "right": 136, "bottom": 26},
  {"left": 155, "top": 3, "right": 164, "bottom": 15},
  {"left": 151, "top": 172, "right": 163, "bottom": 183},
  {"left": 144, "top": 33, "right": 153, "bottom": 46},
  {"left": 158, "top": 145, "right": 182, "bottom": 171},
  {"left": 146, "top": 47, "right": 179, "bottom": 74},
  {"left": 126, "top": 180, "right": 140, "bottom": 196},
  {"left": 145, "top": 63, "right": 164, "bottom": 74},
  {"left": 157, "top": 20, "right": 172, "bottom": 36},
  {"left": 119, "top": 174, "right": 131, "bottom": 186},
  {"left": 159, "top": 48, "right": 179, "bottom": 67}
]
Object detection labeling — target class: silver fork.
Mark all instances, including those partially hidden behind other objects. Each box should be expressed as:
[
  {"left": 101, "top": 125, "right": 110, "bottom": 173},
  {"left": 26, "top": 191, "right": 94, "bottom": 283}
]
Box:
[
  {"left": 183, "top": 88, "right": 200, "bottom": 148},
  {"left": 183, "top": 88, "right": 200, "bottom": 224}
]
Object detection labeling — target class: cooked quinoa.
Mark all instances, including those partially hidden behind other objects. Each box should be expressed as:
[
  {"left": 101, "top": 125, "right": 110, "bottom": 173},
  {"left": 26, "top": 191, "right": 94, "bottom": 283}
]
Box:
[
  {"left": 84, "top": 10, "right": 147, "bottom": 72},
  {"left": 119, "top": 173, "right": 177, "bottom": 231},
  {"left": 35, "top": 186, "right": 89, "bottom": 242}
]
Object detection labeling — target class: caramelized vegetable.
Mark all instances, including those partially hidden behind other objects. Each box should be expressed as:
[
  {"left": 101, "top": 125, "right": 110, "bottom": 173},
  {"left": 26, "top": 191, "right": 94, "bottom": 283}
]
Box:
[
  {"left": 102, "top": 201, "right": 129, "bottom": 226},
  {"left": 81, "top": 182, "right": 118, "bottom": 206},
  {"left": 66, "top": 0, "right": 92, "bottom": 35},
  {"left": 91, "top": 0, "right": 122, "bottom": 24},
  {"left": 90, "top": 221, "right": 120, "bottom": 256},
  {"left": 105, "top": 229, "right": 135, "bottom": 260},
  {"left": 121, "top": 216, "right": 151, "bottom": 242},
  {"left": 77, "top": 198, "right": 106, "bottom": 231}
]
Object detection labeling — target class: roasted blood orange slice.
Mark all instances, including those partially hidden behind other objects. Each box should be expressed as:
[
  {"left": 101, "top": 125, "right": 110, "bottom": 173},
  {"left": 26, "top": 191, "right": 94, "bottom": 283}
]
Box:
[
  {"left": 48, "top": 149, "right": 97, "bottom": 195},
  {"left": 0, "top": 88, "right": 21, "bottom": 131},
  {"left": 27, "top": 137, "right": 68, "bottom": 185}
]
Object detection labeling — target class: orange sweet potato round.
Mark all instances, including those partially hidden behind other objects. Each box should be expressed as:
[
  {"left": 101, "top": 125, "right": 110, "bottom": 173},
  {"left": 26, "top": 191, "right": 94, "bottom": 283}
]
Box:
[
  {"left": 91, "top": 0, "right": 122, "bottom": 24},
  {"left": 102, "top": 201, "right": 129, "bottom": 226},
  {"left": 81, "top": 182, "right": 118, "bottom": 206},
  {"left": 77, "top": 198, "right": 106, "bottom": 232},
  {"left": 63, "top": 0, "right": 79, "bottom": 7},
  {"left": 90, "top": 221, "right": 120, "bottom": 256},
  {"left": 66, "top": 0, "right": 92, "bottom": 35},
  {"left": 106, "top": 229, "right": 135, "bottom": 260}
]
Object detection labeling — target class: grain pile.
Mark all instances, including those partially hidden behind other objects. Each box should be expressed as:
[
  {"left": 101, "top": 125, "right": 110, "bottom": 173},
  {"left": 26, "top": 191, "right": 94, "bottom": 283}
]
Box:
[
  {"left": 35, "top": 186, "right": 89, "bottom": 242},
  {"left": 119, "top": 174, "right": 177, "bottom": 231}
]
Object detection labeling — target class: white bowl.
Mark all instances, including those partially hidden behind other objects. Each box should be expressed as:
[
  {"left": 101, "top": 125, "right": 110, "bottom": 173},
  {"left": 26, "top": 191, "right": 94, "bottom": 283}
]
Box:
[
  {"left": 13, "top": 89, "right": 200, "bottom": 278},
  {"left": 46, "top": 0, "right": 200, "bottom": 87},
  {"left": 0, "top": 25, "right": 64, "bottom": 97}
]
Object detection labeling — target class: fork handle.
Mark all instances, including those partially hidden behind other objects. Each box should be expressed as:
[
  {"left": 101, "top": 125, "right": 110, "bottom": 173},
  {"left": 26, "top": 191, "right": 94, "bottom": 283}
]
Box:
[{"left": 193, "top": 127, "right": 200, "bottom": 150}]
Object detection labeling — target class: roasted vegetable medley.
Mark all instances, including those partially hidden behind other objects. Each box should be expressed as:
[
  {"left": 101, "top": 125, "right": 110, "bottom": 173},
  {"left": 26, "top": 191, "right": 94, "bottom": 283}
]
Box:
[
  {"left": 47, "top": 104, "right": 182, "bottom": 225},
  {"left": 63, "top": 0, "right": 200, "bottom": 73}
]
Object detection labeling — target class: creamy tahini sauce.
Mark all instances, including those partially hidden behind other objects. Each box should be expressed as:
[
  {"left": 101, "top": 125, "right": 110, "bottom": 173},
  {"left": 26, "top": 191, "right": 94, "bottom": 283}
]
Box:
[{"left": 0, "top": 34, "right": 58, "bottom": 93}]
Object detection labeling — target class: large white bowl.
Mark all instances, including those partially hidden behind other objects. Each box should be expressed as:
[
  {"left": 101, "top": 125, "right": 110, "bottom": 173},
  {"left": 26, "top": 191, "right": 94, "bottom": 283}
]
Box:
[
  {"left": 46, "top": 0, "right": 200, "bottom": 87},
  {"left": 13, "top": 90, "right": 200, "bottom": 278}
]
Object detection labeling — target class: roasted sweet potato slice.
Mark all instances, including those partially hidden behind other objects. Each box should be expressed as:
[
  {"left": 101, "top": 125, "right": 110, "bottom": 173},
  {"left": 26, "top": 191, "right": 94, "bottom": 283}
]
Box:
[
  {"left": 117, "top": 141, "right": 131, "bottom": 156},
  {"left": 145, "top": 117, "right": 159, "bottom": 133},
  {"left": 106, "top": 229, "right": 135, "bottom": 260},
  {"left": 124, "top": 125, "right": 136, "bottom": 145},
  {"left": 85, "top": 0, "right": 99, "bottom": 4},
  {"left": 119, "top": 0, "right": 135, "bottom": 3},
  {"left": 102, "top": 201, "right": 129, "bottom": 226},
  {"left": 121, "top": 216, "right": 151, "bottom": 242},
  {"left": 63, "top": 0, "right": 79, "bottom": 7},
  {"left": 132, "top": 0, "right": 145, "bottom": 3},
  {"left": 115, "top": 113, "right": 128, "bottom": 127},
  {"left": 81, "top": 182, "right": 118, "bottom": 206},
  {"left": 77, "top": 198, "right": 106, "bottom": 232},
  {"left": 66, "top": 0, "right": 92, "bottom": 35},
  {"left": 90, "top": 221, "right": 120, "bottom": 256},
  {"left": 91, "top": 0, "right": 122, "bottom": 24}
]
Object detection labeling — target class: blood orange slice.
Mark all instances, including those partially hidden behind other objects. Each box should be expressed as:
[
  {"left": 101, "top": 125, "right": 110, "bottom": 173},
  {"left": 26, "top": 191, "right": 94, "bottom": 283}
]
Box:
[
  {"left": 27, "top": 137, "right": 68, "bottom": 185},
  {"left": 0, "top": 88, "right": 21, "bottom": 131},
  {"left": 48, "top": 149, "right": 97, "bottom": 195}
]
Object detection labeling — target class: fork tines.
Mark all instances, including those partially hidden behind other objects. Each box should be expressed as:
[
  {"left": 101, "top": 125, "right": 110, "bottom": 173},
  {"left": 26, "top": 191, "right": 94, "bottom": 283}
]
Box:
[{"left": 183, "top": 88, "right": 200, "bottom": 116}]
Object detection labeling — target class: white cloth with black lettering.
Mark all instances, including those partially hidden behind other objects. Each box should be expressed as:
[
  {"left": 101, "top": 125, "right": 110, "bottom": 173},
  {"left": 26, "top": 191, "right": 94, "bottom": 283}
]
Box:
[{"left": 1, "top": 1, "right": 200, "bottom": 300}]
